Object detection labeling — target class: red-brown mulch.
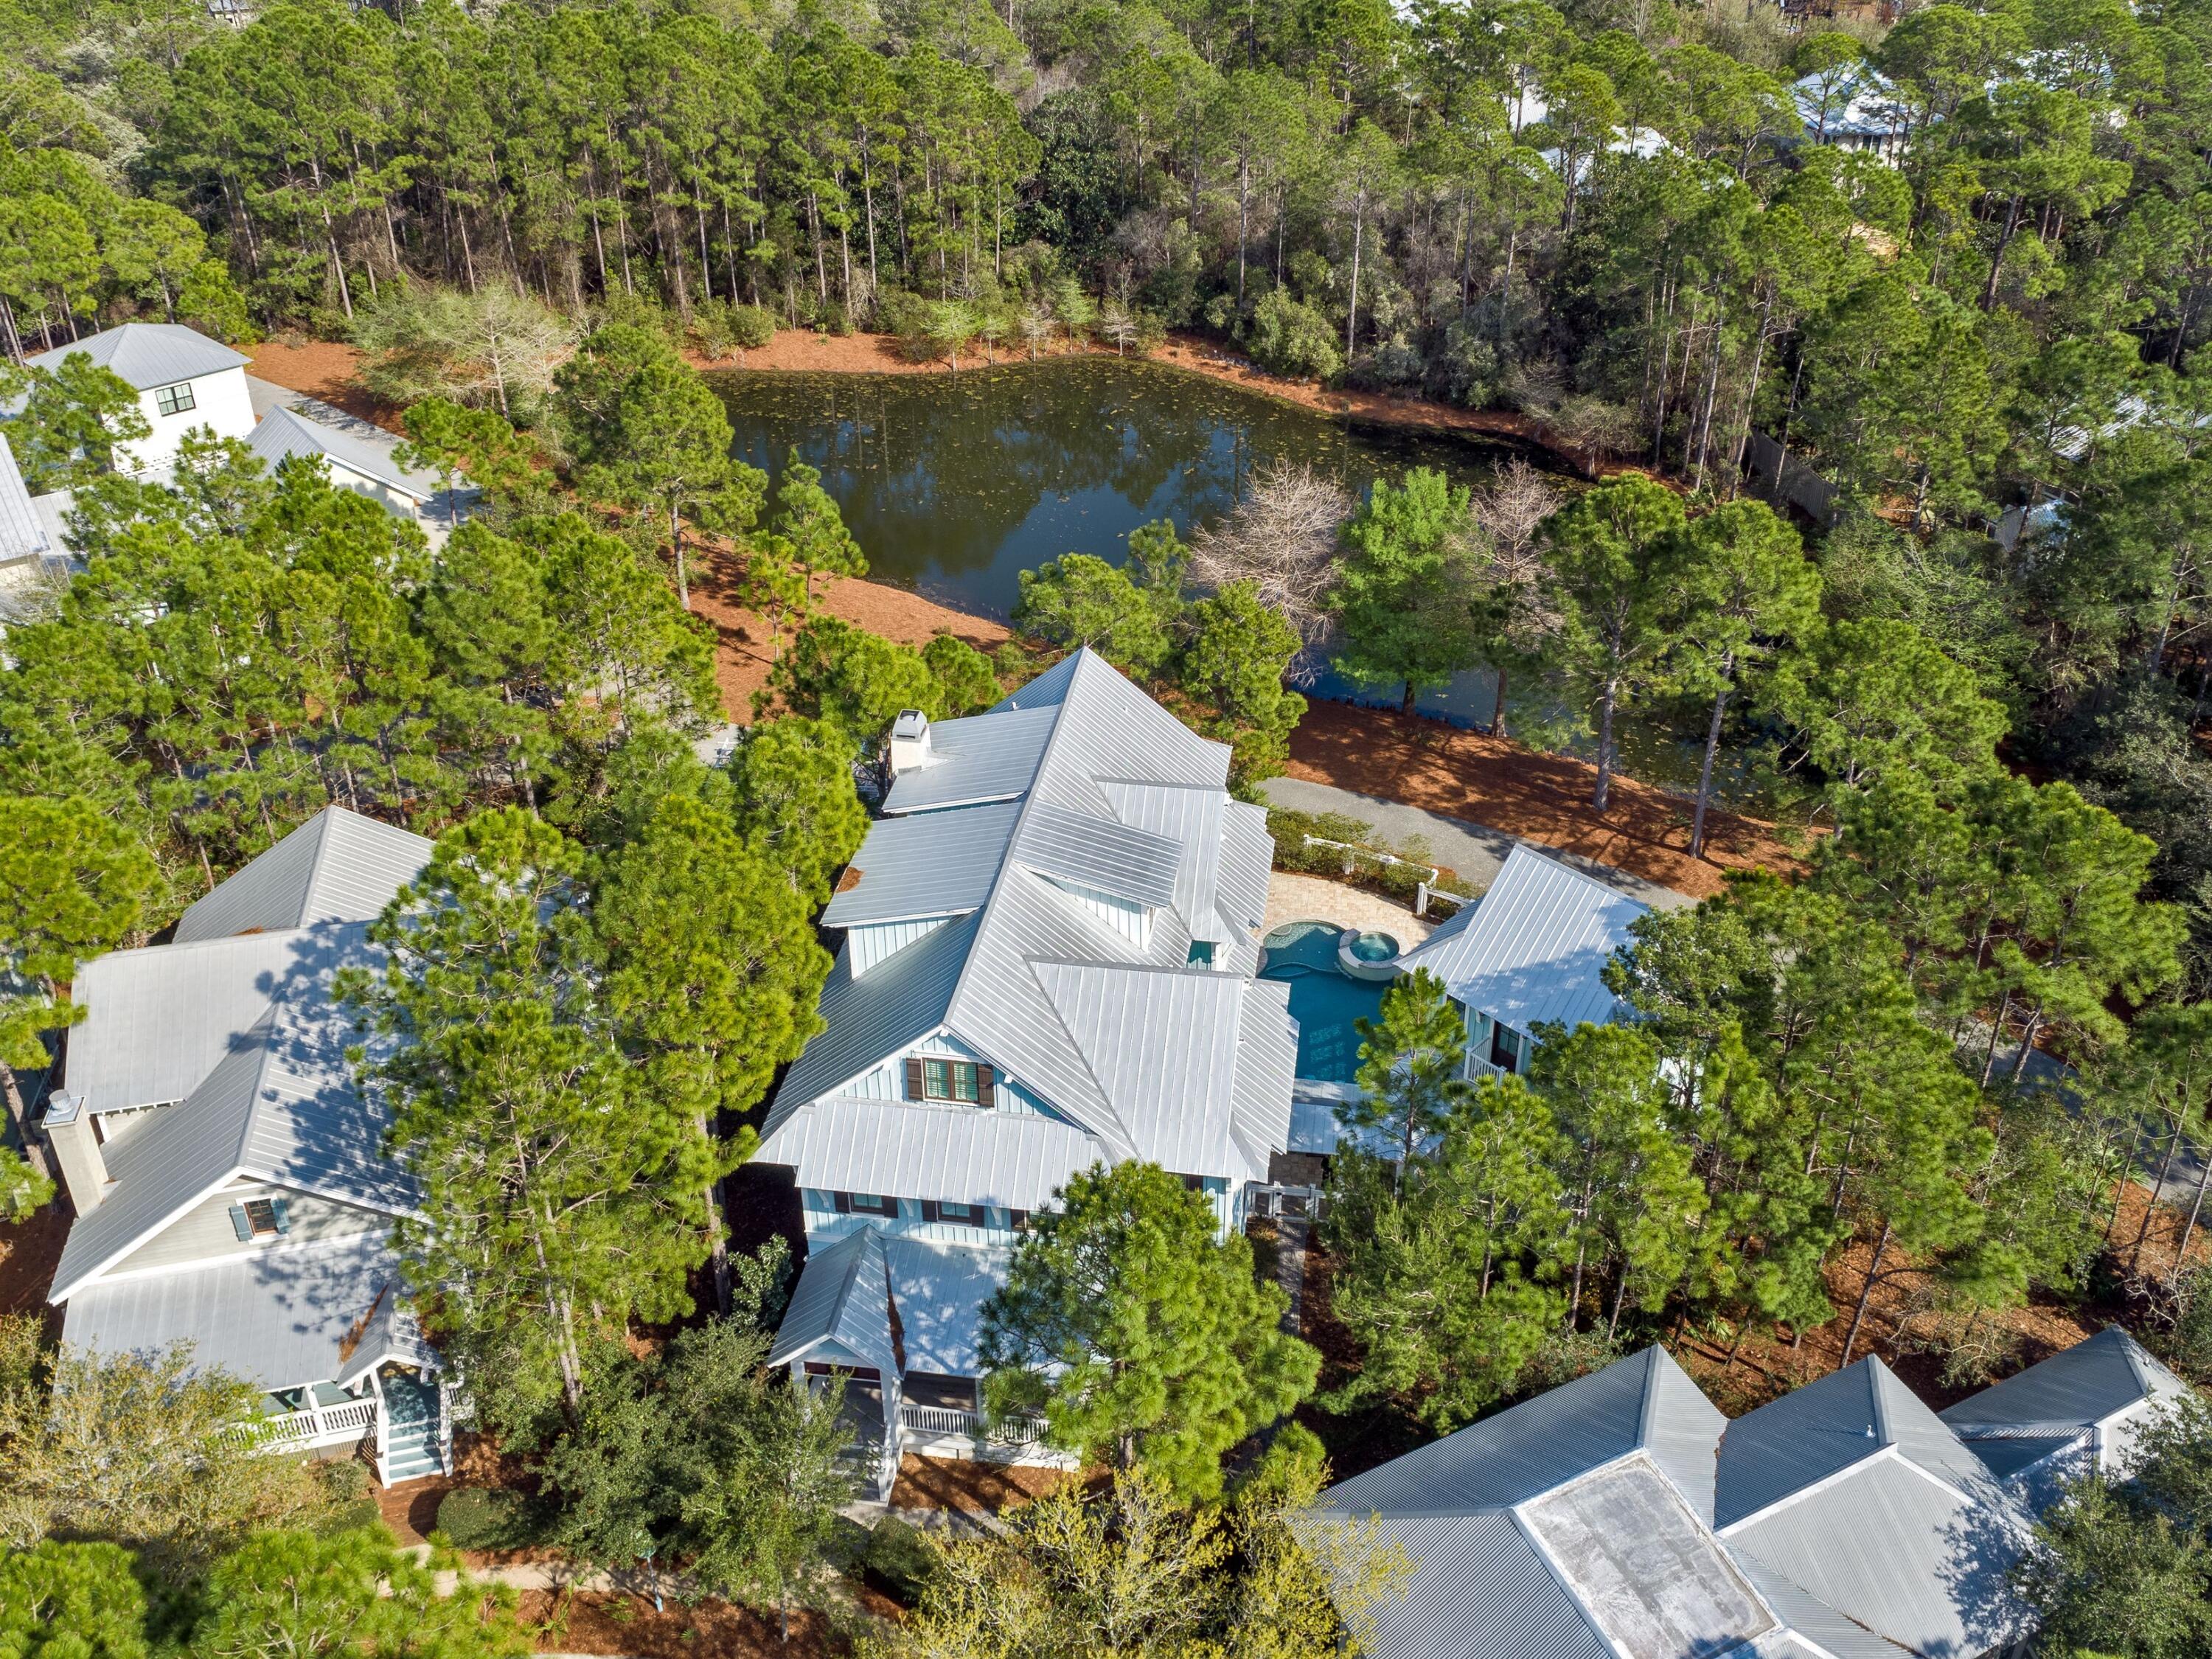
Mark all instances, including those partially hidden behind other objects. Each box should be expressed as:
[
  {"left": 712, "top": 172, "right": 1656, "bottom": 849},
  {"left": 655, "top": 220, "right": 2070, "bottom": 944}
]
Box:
[
  {"left": 520, "top": 1587, "right": 895, "bottom": 1658},
  {"left": 243, "top": 338, "right": 400, "bottom": 432},
  {"left": 1286, "top": 700, "right": 1807, "bottom": 900},
  {"left": 0, "top": 1197, "right": 70, "bottom": 1321},
  {"left": 886, "top": 1453, "right": 1075, "bottom": 1513}
]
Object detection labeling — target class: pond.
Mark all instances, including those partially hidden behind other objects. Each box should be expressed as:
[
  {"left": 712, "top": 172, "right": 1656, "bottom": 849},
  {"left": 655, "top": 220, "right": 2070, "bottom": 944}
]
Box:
[{"left": 714, "top": 358, "right": 1544, "bottom": 731}]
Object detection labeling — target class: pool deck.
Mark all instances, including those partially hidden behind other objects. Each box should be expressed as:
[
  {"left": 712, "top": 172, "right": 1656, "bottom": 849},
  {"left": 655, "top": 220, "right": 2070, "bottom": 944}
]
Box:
[{"left": 1263, "top": 872, "right": 1437, "bottom": 948}]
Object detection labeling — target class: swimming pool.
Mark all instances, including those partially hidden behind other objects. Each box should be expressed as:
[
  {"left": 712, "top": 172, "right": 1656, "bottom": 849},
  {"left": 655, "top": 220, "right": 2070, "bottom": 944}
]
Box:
[{"left": 1259, "top": 920, "right": 1392, "bottom": 1083}]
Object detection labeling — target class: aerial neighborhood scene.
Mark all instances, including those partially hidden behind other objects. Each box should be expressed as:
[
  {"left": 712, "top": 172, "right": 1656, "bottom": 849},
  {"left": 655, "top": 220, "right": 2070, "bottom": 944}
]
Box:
[{"left": 5, "top": 0, "right": 2212, "bottom": 1654}]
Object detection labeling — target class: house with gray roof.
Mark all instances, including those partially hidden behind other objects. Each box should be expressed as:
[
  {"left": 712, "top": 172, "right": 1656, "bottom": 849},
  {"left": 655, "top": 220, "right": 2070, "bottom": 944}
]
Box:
[
  {"left": 1396, "top": 842, "right": 1650, "bottom": 1078},
  {"left": 1316, "top": 1334, "right": 2184, "bottom": 1659},
  {"left": 20, "top": 322, "right": 256, "bottom": 478},
  {"left": 41, "top": 806, "right": 450, "bottom": 1485},
  {"left": 757, "top": 648, "right": 1296, "bottom": 1489}
]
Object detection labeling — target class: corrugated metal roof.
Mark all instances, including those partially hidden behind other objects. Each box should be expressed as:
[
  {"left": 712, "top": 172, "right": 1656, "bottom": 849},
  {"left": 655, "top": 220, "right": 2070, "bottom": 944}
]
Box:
[
  {"left": 174, "top": 806, "right": 433, "bottom": 945},
  {"left": 26, "top": 323, "right": 249, "bottom": 390},
  {"left": 886, "top": 1237, "right": 1011, "bottom": 1376},
  {"left": 68, "top": 929, "right": 311, "bottom": 1114},
  {"left": 881, "top": 703, "right": 1061, "bottom": 813},
  {"left": 61, "top": 1233, "right": 400, "bottom": 1390},
  {"left": 0, "top": 433, "right": 49, "bottom": 563},
  {"left": 1941, "top": 1325, "right": 2184, "bottom": 1438},
  {"left": 1715, "top": 1358, "right": 1995, "bottom": 1531},
  {"left": 768, "top": 1225, "right": 897, "bottom": 1376},
  {"left": 1398, "top": 844, "right": 1649, "bottom": 1034},
  {"left": 1722, "top": 1453, "right": 2031, "bottom": 1658},
  {"left": 1731, "top": 1552, "right": 1916, "bottom": 1659},
  {"left": 757, "top": 1094, "right": 1104, "bottom": 1211},
  {"left": 1012, "top": 801, "right": 1183, "bottom": 908},
  {"left": 1324, "top": 1346, "right": 1722, "bottom": 1520},
  {"left": 243, "top": 404, "right": 442, "bottom": 499},
  {"left": 821, "top": 801, "right": 1019, "bottom": 926},
  {"left": 52, "top": 922, "right": 416, "bottom": 1302}
]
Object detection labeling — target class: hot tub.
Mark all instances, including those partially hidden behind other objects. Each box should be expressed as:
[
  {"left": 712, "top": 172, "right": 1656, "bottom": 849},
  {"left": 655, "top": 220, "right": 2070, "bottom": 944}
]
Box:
[{"left": 1336, "top": 928, "right": 1402, "bottom": 982}]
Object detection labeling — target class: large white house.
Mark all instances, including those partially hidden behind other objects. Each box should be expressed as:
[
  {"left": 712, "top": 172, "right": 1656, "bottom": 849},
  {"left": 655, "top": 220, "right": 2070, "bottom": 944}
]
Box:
[
  {"left": 41, "top": 807, "right": 451, "bottom": 1485},
  {"left": 757, "top": 648, "right": 1298, "bottom": 1489},
  {"left": 23, "top": 323, "right": 257, "bottom": 476}
]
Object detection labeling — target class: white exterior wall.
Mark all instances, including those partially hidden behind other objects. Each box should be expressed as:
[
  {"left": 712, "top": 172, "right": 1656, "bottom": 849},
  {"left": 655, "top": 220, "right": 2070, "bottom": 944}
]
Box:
[
  {"left": 121, "top": 366, "right": 255, "bottom": 477},
  {"left": 101, "top": 1178, "right": 388, "bottom": 1280}
]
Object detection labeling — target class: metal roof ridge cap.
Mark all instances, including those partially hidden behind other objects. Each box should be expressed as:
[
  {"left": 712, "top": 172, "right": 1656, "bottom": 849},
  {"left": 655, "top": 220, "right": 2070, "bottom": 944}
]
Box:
[
  {"left": 1634, "top": 1345, "right": 1664, "bottom": 1447},
  {"left": 1867, "top": 1360, "right": 1893, "bottom": 1448},
  {"left": 1715, "top": 1443, "right": 1899, "bottom": 1537}
]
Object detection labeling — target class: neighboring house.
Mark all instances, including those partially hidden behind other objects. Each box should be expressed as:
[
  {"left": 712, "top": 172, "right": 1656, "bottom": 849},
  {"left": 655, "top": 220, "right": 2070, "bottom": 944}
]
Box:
[
  {"left": 1313, "top": 1336, "right": 2168, "bottom": 1659},
  {"left": 244, "top": 380, "right": 473, "bottom": 544},
  {"left": 0, "top": 433, "right": 69, "bottom": 633},
  {"left": 41, "top": 806, "right": 451, "bottom": 1485},
  {"left": 1941, "top": 1324, "right": 2193, "bottom": 1512},
  {"left": 21, "top": 322, "right": 257, "bottom": 477},
  {"left": 1394, "top": 843, "right": 1650, "bottom": 1079},
  {"left": 1792, "top": 68, "right": 1911, "bottom": 163},
  {"left": 757, "top": 648, "right": 1298, "bottom": 1493}
]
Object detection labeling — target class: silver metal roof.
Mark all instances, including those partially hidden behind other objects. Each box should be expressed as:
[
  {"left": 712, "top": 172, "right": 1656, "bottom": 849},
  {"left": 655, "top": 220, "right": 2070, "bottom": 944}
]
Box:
[
  {"left": 173, "top": 806, "right": 433, "bottom": 945},
  {"left": 1941, "top": 1325, "right": 2185, "bottom": 1439},
  {"left": 61, "top": 1233, "right": 401, "bottom": 1390},
  {"left": 771, "top": 650, "right": 1288, "bottom": 1186},
  {"left": 821, "top": 801, "right": 1020, "bottom": 927},
  {"left": 1715, "top": 1357, "right": 1997, "bottom": 1531},
  {"left": 1398, "top": 844, "right": 1649, "bottom": 1035},
  {"left": 0, "top": 433, "right": 49, "bottom": 563},
  {"left": 25, "top": 323, "right": 248, "bottom": 390},
  {"left": 244, "top": 403, "right": 442, "bottom": 500},
  {"left": 1731, "top": 1551, "right": 1916, "bottom": 1659},
  {"left": 52, "top": 922, "right": 416, "bottom": 1302},
  {"left": 759, "top": 1094, "right": 1104, "bottom": 1212},
  {"left": 768, "top": 1225, "right": 897, "bottom": 1377},
  {"left": 68, "top": 929, "right": 312, "bottom": 1114},
  {"left": 1321, "top": 1509, "right": 1615, "bottom": 1659},
  {"left": 1231, "top": 978, "right": 1298, "bottom": 1178},
  {"left": 886, "top": 1237, "right": 1010, "bottom": 1376}
]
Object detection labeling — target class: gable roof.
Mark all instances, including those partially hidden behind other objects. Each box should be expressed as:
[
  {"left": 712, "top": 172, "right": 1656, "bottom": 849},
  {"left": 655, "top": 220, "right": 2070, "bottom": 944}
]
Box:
[
  {"left": 768, "top": 1225, "right": 897, "bottom": 1377},
  {"left": 51, "top": 922, "right": 415, "bottom": 1302},
  {"left": 1941, "top": 1325, "right": 2185, "bottom": 1440},
  {"left": 244, "top": 403, "right": 442, "bottom": 500},
  {"left": 1397, "top": 844, "right": 1648, "bottom": 1035},
  {"left": 26, "top": 323, "right": 248, "bottom": 389},
  {"left": 174, "top": 806, "right": 433, "bottom": 944},
  {"left": 768, "top": 650, "right": 1288, "bottom": 1184}
]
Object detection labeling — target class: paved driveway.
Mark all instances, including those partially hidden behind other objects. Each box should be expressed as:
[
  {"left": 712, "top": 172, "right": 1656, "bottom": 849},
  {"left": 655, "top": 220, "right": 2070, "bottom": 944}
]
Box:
[{"left": 1259, "top": 776, "right": 1694, "bottom": 910}]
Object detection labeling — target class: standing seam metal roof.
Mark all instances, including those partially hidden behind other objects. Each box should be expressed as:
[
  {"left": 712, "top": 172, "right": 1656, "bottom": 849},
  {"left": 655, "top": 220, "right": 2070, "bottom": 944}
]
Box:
[
  {"left": 767, "top": 1225, "right": 897, "bottom": 1376},
  {"left": 244, "top": 404, "right": 443, "bottom": 498},
  {"left": 0, "top": 433, "right": 49, "bottom": 563},
  {"left": 24, "top": 323, "right": 250, "bottom": 389},
  {"left": 173, "top": 806, "right": 434, "bottom": 945},
  {"left": 1398, "top": 844, "right": 1649, "bottom": 1034}
]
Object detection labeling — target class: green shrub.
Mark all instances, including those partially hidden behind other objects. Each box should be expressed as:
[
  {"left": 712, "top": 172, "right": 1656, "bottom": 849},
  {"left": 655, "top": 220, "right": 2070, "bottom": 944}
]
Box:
[
  {"left": 865, "top": 1514, "right": 936, "bottom": 1603},
  {"left": 1244, "top": 291, "right": 1342, "bottom": 383},
  {"left": 433, "top": 1485, "right": 527, "bottom": 1551}
]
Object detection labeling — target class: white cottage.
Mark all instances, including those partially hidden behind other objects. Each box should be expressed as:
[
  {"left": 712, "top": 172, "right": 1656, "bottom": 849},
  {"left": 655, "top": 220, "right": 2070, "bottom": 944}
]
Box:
[{"left": 23, "top": 323, "right": 257, "bottom": 476}]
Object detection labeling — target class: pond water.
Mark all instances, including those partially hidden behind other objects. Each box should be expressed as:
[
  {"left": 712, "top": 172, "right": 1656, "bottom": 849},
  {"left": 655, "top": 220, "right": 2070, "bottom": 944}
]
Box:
[{"left": 714, "top": 358, "right": 1545, "bottom": 730}]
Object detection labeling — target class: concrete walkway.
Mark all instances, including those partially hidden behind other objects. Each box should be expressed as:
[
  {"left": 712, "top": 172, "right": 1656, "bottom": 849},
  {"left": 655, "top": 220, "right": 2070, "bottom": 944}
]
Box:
[{"left": 1260, "top": 776, "right": 1694, "bottom": 910}]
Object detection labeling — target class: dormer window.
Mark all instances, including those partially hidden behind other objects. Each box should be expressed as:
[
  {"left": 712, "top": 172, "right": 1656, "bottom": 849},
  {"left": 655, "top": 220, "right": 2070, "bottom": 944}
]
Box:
[
  {"left": 905, "top": 1057, "right": 996, "bottom": 1107},
  {"left": 154, "top": 382, "right": 196, "bottom": 416},
  {"left": 229, "top": 1197, "right": 291, "bottom": 1239}
]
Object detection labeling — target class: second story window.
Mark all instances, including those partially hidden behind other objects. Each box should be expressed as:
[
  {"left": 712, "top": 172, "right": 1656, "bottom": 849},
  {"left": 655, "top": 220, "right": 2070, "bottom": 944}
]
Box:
[
  {"left": 1490, "top": 1022, "right": 1526, "bottom": 1075},
  {"left": 834, "top": 1192, "right": 898, "bottom": 1218},
  {"left": 229, "top": 1196, "right": 291, "bottom": 1239},
  {"left": 906, "top": 1056, "right": 995, "bottom": 1107},
  {"left": 154, "top": 381, "right": 196, "bottom": 417}
]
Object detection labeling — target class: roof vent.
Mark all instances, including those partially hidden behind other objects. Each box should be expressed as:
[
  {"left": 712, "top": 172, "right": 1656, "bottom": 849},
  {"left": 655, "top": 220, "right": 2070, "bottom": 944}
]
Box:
[{"left": 888, "top": 709, "right": 933, "bottom": 776}]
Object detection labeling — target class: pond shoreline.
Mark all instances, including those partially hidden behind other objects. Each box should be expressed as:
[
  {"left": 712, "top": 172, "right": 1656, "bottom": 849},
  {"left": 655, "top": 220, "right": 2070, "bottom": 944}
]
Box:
[{"left": 699, "top": 327, "right": 1615, "bottom": 478}]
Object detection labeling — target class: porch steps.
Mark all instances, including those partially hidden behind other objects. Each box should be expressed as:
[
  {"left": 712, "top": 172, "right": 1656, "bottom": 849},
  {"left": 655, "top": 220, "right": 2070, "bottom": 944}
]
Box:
[{"left": 379, "top": 1373, "right": 445, "bottom": 1483}]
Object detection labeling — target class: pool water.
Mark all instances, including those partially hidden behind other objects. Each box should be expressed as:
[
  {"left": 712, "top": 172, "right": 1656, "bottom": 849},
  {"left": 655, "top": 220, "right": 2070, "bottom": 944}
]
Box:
[
  {"left": 1259, "top": 921, "right": 1388, "bottom": 1084},
  {"left": 1349, "top": 931, "right": 1399, "bottom": 962}
]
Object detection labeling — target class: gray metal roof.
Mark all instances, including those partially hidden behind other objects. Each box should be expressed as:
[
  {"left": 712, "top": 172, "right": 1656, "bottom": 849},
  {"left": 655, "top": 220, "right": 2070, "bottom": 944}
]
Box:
[
  {"left": 1398, "top": 844, "right": 1649, "bottom": 1035},
  {"left": 1731, "top": 1552, "right": 1917, "bottom": 1659},
  {"left": 0, "top": 433, "right": 49, "bottom": 563},
  {"left": 821, "top": 801, "right": 1020, "bottom": 927},
  {"left": 1941, "top": 1325, "right": 2185, "bottom": 1439},
  {"left": 1324, "top": 1346, "right": 1725, "bottom": 1521},
  {"left": 759, "top": 1093, "right": 1104, "bottom": 1212},
  {"left": 68, "top": 929, "right": 311, "bottom": 1115},
  {"left": 243, "top": 403, "right": 442, "bottom": 499},
  {"left": 173, "top": 806, "right": 433, "bottom": 945},
  {"left": 61, "top": 1232, "right": 401, "bottom": 1391},
  {"left": 26, "top": 323, "right": 249, "bottom": 390},
  {"left": 1318, "top": 1509, "right": 1614, "bottom": 1659},
  {"left": 886, "top": 1237, "right": 1011, "bottom": 1376},
  {"left": 768, "top": 1225, "right": 897, "bottom": 1377},
  {"left": 1715, "top": 1358, "right": 1997, "bottom": 1531},
  {"left": 1231, "top": 978, "right": 1298, "bottom": 1177},
  {"left": 52, "top": 922, "right": 416, "bottom": 1302},
  {"left": 772, "top": 650, "right": 1288, "bottom": 1186}
]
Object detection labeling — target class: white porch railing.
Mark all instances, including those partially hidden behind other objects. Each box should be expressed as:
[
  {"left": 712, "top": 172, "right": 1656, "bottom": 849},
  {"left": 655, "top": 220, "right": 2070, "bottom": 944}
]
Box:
[
  {"left": 901, "top": 1403, "right": 985, "bottom": 1435},
  {"left": 223, "top": 1395, "right": 378, "bottom": 1453}
]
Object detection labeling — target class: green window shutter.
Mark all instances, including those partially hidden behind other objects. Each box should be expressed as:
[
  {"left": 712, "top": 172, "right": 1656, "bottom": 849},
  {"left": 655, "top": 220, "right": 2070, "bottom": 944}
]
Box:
[
  {"left": 271, "top": 1198, "right": 292, "bottom": 1235},
  {"left": 228, "top": 1205, "right": 252, "bottom": 1241}
]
